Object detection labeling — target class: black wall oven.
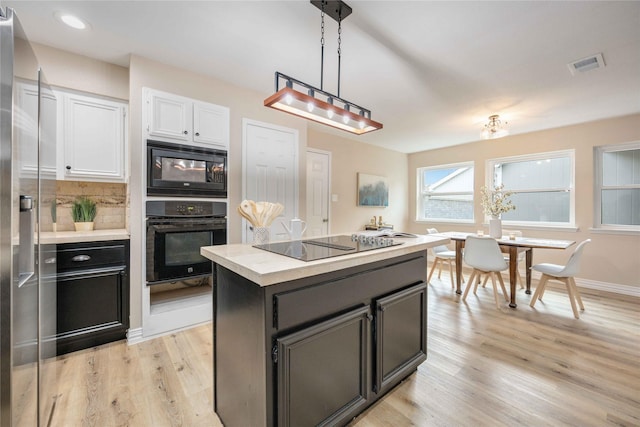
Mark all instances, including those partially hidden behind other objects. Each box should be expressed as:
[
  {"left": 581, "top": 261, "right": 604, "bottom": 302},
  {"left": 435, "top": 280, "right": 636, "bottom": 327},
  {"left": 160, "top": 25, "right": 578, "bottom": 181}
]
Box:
[
  {"left": 146, "top": 200, "right": 227, "bottom": 284},
  {"left": 147, "top": 140, "right": 227, "bottom": 198}
]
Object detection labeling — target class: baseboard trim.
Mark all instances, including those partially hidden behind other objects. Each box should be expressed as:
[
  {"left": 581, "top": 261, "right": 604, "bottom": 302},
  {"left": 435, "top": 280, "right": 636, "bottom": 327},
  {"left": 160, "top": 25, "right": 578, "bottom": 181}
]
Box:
[
  {"left": 126, "top": 327, "right": 144, "bottom": 345},
  {"left": 573, "top": 278, "right": 640, "bottom": 298},
  {"left": 126, "top": 321, "right": 212, "bottom": 345},
  {"left": 443, "top": 263, "right": 640, "bottom": 298}
]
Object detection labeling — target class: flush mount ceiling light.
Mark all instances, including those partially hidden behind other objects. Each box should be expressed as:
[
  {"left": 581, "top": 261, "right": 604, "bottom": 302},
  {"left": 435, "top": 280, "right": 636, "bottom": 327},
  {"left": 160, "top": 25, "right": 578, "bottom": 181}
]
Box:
[
  {"left": 54, "top": 12, "right": 89, "bottom": 30},
  {"left": 264, "top": 0, "right": 382, "bottom": 135},
  {"left": 481, "top": 115, "right": 509, "bottom": 139}
]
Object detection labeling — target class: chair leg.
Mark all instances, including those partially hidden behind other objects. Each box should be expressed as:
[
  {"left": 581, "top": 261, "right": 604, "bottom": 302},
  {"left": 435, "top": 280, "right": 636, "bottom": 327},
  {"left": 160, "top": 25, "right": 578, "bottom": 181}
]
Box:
[
  {"left": 462, "top": 270, "right": 477, "bottom": 302},
  {"left": 473, "top": 273, "right": 483, "bottom": 294},
  {"left": 496, "top": 272, "right": 509, "bottom": 302},
  {"left": 517, "top": 270, "right": 524, "bottom": 289},
  {"left": 569, "top": 277, "right": 585, "bottom": 311},
  {"left": 427, "top": 258, "right": 438, "bottom": 283},
  {"left": 437, "top": 258, "right": 444, "bottom": 279},
  {"left": 530, "top": 274, "right": 549, "bottom": 308},
  {"left": 539, "top": 281, "right": 549, "bottom": 299},
  {"left": 446, "top": 259, "right": 455, "bottom": 289},
  {"left": 563, "top": 277, "right": 580, "bottom": 319},
  {"left": 481, "top": 274, "right": 490, "bottom": 288},
  {"left": 489, "top": 273, "right": 501, "bottom": 309}
]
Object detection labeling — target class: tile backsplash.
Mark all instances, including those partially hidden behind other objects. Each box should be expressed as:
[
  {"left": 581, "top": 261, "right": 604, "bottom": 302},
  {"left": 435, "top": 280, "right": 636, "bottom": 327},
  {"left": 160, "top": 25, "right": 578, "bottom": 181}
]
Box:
[{"left": 52, "top": 181, "right": 127, "bottom": 231}]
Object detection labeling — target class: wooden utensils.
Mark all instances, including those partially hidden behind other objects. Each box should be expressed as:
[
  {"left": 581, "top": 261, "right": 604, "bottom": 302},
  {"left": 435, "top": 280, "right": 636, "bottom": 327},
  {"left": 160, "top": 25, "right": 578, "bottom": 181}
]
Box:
[{"left": 237, "top": 200, "right": 284, "bottom": 227}]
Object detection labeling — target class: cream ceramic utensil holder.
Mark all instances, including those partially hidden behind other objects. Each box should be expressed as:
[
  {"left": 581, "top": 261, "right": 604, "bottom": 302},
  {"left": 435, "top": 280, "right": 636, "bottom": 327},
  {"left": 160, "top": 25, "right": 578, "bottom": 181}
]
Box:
[{"left": 253, "top": 227, "right": 270, "bottom": 245}]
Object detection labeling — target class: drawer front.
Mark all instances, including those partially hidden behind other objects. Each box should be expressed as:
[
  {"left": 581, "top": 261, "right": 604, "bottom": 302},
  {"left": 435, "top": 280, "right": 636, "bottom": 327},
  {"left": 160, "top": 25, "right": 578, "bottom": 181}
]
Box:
[
  {"left": 57, "top": 241, "right": 127, "bottom": 271},
  {"left": 274, "top": 253, "right": 426, "bottom": 331}
]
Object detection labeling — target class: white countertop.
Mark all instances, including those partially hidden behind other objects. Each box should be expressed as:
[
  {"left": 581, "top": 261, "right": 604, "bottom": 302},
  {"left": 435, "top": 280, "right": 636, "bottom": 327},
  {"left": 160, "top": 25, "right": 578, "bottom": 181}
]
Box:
[
  {"left": 40, "top": 229, "right": 130, "bottom": 244},
  {"left": 201, "top": 234, "right": 449, "bottom": 287}
]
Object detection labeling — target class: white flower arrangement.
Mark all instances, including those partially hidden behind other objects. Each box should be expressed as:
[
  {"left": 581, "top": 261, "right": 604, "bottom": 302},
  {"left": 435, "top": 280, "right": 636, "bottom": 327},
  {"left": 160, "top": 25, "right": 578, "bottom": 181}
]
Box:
[{"left": 480, "top": 184, "right": 516, "bottom": 218}]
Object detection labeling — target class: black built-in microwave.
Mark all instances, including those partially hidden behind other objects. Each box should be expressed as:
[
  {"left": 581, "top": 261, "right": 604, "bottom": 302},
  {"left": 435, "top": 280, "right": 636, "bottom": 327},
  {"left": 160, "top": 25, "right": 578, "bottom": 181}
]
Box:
[{"left": 147, "top": 140, "right": 227, "bottom": 198}]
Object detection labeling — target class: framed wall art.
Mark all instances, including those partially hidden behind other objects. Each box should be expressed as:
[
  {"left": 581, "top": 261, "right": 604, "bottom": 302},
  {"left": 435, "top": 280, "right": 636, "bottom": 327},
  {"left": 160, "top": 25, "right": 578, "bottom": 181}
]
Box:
[{"left": 357, "top": 173, "right": 389, "bottom": 207}]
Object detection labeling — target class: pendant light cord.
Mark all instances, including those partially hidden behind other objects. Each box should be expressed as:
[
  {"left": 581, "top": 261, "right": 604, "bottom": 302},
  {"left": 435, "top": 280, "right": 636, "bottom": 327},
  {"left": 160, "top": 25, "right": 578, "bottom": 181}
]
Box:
[
  {"left": 337, "top": 15, "right": 342, "bottom": 98},
  {"left": 320, "top": 9, "right": 325, "bottom": 91}
]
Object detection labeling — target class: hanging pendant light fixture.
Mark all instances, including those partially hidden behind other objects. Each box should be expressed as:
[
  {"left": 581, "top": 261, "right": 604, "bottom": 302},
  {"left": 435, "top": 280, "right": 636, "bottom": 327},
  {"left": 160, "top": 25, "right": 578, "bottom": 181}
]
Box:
[
  {"left": 264, "top": 0, "right": 383, "bottom": 135},
  {"left": 481, "top": 114, "right": 509, "bottom": 139}
]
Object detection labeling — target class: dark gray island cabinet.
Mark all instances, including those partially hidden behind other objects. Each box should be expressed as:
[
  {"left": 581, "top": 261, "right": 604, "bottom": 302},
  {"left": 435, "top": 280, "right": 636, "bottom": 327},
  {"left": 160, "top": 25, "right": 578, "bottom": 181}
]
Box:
[{"left": 202, "top": 236, "right": 449, "bottom": 427}]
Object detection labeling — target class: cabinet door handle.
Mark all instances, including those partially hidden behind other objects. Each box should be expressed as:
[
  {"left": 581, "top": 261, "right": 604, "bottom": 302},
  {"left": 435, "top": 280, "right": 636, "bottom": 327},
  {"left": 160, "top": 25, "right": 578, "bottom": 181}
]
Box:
[
  {"left": 44, "top": 257, "right": 56, "bottom": 264},
  {"left": 195, "top": 132, "right": 200, "bottom": 136},
  {"left": 183, "top": 130, "right": 188, "bottom": 135},
  {"left": 72, "top": 255, "right": 91, "bottom": 262},
  {"left": 66, "top": 165, "right": 71, "bottom": 170}
]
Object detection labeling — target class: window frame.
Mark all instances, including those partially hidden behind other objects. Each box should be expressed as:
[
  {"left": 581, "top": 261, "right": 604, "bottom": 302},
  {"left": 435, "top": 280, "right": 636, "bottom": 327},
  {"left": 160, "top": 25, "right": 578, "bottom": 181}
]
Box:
[
  {"left": 593, "top": 141, "right": 640, "bottom": 233},
  {"left": 416, "top": 161, "right": 475, "bottom": 224},
  {"left": 485, "top": 150, "right": 576, "bottom": 229}
]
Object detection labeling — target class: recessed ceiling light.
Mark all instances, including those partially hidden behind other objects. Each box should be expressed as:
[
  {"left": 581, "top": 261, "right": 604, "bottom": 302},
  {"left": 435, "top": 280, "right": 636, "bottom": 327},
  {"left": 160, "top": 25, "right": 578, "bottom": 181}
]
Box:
[{"left": 55, "top": 12, "right": 89, "bottom": 30}]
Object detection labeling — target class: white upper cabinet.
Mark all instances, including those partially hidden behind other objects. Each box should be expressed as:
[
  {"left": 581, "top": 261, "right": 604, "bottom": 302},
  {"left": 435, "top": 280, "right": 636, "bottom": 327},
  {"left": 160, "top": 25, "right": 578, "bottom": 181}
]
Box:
[
  {"left": 145, "top": 88, "right": 229, "bottom": 149},
  {"left": 61, "top": 92, "right": 128, "bottom": 182},
  {"left": 15, "top": 81, "right": 58, "bottom": 179},
  {"left": 148, "top": 92, "right": 190, "bottom": 141},
  {"left": 192, "top": 100, "right": 229, "bottom": 146}
]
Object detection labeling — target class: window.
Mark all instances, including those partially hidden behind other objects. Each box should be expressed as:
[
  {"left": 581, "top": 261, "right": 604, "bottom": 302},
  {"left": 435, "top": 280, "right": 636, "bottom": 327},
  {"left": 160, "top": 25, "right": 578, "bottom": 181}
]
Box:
[
  {"left": 487, "top": 150, "right": 575, "bottom": 226},
  {"left": 595, "top": 142, "right": 640, "bottom": 230},
  {"left": 417, "top": 162, "right": 474, "bottom": 222}
]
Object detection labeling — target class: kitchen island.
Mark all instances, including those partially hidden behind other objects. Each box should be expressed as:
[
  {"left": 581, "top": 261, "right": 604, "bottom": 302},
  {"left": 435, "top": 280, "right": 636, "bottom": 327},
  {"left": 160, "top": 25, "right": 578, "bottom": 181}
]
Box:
[{"left": 201, "top": 234, "right": 449, "bottom": 427}]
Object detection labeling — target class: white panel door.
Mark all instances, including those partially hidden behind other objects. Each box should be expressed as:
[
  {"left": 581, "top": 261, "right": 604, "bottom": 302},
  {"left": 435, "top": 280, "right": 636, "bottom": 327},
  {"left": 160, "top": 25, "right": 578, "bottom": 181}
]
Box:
[
  {"left": 306, "top": 150, "right": 330, "bottom": 237},
  {"left": 243, "top": 120, "right": 298, "bottom": 242}
]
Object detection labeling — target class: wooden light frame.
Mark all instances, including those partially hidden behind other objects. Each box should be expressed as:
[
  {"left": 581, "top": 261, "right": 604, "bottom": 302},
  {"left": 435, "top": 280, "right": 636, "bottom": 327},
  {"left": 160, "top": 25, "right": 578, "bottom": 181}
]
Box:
[{"left": 264, "top": 74, "right": 383, "bottom": 135}]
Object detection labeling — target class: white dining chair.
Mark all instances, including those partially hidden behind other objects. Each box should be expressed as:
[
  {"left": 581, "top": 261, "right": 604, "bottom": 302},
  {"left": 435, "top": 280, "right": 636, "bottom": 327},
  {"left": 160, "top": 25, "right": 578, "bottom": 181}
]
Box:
[
  {"left": 462, "top": 236, "right": 509, "bottom": 309},
  {"left": 426, "top": 228, "right": 458, "bottom": 288},
  {"left": 529, "top": 239, "right": 591, "bottom": 319},
  {"left": 482, "top": 229, "right": 525, "bottom": 289}
]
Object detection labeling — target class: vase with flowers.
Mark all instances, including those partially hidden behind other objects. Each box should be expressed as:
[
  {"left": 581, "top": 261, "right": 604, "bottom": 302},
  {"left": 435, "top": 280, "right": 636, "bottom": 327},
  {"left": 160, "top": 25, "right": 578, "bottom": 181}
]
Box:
[{"left": 480, "top": 184, "right": 516, "bottom": 238}]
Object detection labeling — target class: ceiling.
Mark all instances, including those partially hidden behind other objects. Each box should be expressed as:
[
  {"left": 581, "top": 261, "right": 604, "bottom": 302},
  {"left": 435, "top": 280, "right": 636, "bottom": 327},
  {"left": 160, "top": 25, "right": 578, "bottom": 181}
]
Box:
[{"left": 4, "top": 1, "right": 640, "bottom": 153}]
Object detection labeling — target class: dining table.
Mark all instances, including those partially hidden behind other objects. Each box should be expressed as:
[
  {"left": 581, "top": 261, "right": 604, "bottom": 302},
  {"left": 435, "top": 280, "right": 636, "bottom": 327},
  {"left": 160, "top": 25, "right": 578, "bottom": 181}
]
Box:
[{"left": 435, "top": 232, "right": 575, "bottom": 308}]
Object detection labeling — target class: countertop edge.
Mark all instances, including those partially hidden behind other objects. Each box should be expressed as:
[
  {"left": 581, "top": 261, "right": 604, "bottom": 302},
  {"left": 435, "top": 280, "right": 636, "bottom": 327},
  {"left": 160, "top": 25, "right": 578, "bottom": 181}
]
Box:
[
  {"left": 202, "top": 235, "right": 449, "bottom": 287},
  {"left": 40, "top": 229, "right": 130, "bottom": 244}
]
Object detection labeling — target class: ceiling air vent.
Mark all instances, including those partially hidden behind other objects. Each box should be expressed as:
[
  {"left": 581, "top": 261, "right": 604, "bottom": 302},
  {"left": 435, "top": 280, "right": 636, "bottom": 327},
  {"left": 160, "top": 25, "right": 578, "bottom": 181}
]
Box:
[{"left": 568, "top": 53, "right": 605, "bottom": 75}]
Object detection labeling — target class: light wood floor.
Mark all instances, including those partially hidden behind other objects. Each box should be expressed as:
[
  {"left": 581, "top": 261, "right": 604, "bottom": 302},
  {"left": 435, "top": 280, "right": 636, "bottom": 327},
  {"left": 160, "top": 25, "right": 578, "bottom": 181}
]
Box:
[{"left": 36, "top": 276, "right": 640, "bottom": 426}]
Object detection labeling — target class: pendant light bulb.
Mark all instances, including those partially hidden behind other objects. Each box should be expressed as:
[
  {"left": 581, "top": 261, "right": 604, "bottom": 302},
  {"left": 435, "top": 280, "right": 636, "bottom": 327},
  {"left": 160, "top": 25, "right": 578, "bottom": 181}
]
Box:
[
  {"left": 285, "top": 80, "right": 294, "bottom": 105},
  {"left": 343, "top": 104, "right": 350, "bottom": 124},
  {"left": 327, "top": 97, "right": 334, "bottom": 119},
  {"left": 307, "top": 89, "right": 315, "bottom": 112}
]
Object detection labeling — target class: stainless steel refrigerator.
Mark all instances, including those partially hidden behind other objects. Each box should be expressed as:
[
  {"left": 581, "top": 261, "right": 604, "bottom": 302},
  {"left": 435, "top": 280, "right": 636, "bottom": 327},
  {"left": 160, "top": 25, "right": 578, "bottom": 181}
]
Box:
[{"left": 1, "top": 7, "right": 58, "bottom": 426}]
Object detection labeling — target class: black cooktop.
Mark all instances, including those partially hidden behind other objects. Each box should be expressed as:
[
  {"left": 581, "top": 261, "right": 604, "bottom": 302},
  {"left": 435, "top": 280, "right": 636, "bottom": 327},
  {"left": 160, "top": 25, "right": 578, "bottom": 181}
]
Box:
[{"left": 253, "top": 234, "right": 402, "bottom": 262}]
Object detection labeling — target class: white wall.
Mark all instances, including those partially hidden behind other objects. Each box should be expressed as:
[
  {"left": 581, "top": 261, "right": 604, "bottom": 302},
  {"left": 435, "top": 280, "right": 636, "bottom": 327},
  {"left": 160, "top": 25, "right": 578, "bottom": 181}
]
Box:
[
  {"left": 307, "top": 128, "right": 409, "bottom": 233},
  {"left": 127, "top": 55, "right": 310, "bottom": 329},
  {"left": 408, "top": 114, "right": 640, "bottom": 289}
]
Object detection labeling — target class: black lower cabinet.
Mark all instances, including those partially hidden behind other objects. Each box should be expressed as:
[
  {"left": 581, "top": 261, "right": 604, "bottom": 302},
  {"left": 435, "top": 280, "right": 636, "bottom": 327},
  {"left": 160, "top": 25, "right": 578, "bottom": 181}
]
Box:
[
  {"left": 55, "top": 240, "right": 129, "bottom": 355},
  {"left": 375, "top": 283, "right": 428, "bottom": 393},
  {"left": 277, "top": 306, "right": 371, "bottom": 427},
  {"left": 215, "top": 250, "right": 428, "bottom": 427}
]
